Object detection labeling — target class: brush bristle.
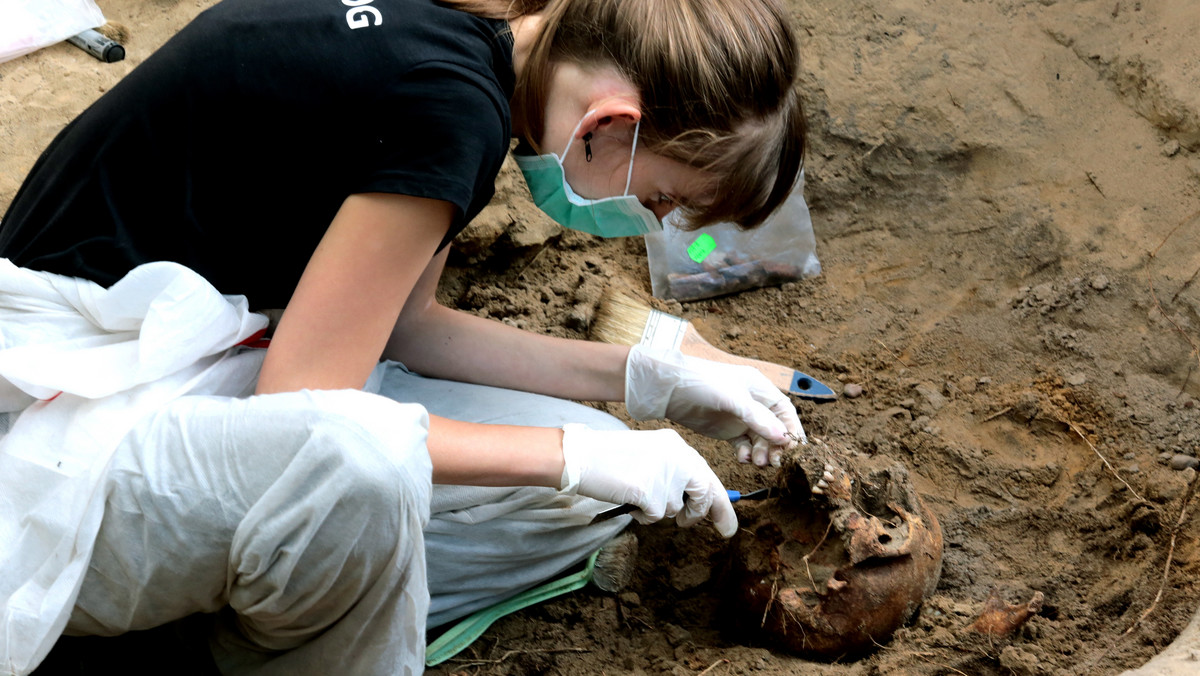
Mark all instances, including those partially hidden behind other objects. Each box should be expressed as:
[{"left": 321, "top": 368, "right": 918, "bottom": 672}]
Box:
[
  {"left": 592, "top": 531, "right": 638, "bottom": 593},
  {"left": 95, "top": 22, "right": 130, "bottom": 44},
  {"left": 590, "top": 290, "right": 653, "bottom": 346}
]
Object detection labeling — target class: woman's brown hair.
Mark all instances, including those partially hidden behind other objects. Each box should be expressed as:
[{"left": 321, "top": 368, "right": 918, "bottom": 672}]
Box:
[{"left": 444, "top": 0, "right": 806, "bottom": 229}]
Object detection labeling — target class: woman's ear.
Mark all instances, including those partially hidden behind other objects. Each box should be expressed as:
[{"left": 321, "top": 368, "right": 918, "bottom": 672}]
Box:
[{"left": 574, "top": 98, "right": 641, "bottom": 141}]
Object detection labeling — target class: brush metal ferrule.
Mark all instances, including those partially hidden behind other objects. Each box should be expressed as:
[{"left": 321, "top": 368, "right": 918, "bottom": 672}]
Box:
[{"left": 639, "top": 309, "right": 688, "bottom": 351}]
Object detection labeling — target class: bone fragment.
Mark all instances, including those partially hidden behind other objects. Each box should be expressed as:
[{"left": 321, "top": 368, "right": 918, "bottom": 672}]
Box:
[{"left": 967, "top": 589, "right": 1044, "bottom": 636}]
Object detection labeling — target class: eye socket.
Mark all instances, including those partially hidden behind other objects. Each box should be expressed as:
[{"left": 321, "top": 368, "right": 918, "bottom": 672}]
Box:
[{"left": 656, "top": 193, "right": 677, "bottom": 206}]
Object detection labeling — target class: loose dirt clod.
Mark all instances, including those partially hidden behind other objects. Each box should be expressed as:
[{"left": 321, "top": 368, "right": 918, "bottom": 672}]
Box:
[
  {"left": 967, "top": 588, "right": 1045, "bottom": 637},
  {"left": 722, "top": 440, "right": 943, "bottom": 660}
]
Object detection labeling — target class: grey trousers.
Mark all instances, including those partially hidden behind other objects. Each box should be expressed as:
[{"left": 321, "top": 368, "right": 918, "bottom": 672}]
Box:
[
  {"left": 373, "top": 363, "right": 631, "bottom": 628},
  {"left": 66, "top": 361, "right": 630, "bottom": 675}
]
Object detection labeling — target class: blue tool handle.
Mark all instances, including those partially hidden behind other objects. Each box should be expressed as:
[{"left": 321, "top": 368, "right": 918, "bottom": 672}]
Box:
[{"left": 727, "top": 489, "right": 743, "bottom": 502}]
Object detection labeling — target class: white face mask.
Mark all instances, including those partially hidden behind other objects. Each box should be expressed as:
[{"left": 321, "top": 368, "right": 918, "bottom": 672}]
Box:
[{"left": 513, "top": 110, "right": 662, "bottom": 238}]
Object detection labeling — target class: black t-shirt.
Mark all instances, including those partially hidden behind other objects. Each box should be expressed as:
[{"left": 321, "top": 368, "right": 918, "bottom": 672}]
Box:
[{"left": 0, "top": 0, "right": 514, "bottom": 309}]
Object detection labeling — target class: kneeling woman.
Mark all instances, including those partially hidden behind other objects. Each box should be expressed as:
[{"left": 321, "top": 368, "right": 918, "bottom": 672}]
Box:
[{"left": 0, "top": 0, "right": 807, "bottom": 672}]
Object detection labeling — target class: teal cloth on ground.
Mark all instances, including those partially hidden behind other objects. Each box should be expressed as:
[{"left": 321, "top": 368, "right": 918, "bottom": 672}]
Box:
[{"left": 424, "top": 550, "right": 600, "bottom": 667}]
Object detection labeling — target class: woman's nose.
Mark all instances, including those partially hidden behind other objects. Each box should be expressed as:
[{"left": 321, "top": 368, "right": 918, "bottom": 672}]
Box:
[{"left": 643, "top": 201, "right": 674, "bottom": 222}]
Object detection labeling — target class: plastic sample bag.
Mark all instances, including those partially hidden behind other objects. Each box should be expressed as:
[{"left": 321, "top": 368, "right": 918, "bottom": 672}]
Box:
[
  {"left": 644, "top": 172, "right": 820, "bottom": 302},
  {"left": 0, "top": 0, "right": 105, "bottom": 63}
]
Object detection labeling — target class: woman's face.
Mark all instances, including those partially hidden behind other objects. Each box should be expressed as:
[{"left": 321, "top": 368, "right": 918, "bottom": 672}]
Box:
[
  {"left": 533, "top": 62, "right": 717, "bottom": 224},
  {"left": 557, "top": 122, "right": 715, "bottom": 222}
]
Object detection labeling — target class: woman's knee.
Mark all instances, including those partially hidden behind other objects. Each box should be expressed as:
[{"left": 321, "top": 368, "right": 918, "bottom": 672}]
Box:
[
  {"left": 226, "top": 392, "right": 432, "bottom": 646},
  {"left": 304, "top": 389, "right": 433, "bottom": 499},
  {"left": 242, "top": 389, "right": 433, "bottom": 540},
  {"left": 128, "top": 391, "right": 433, "bottom": 516}
]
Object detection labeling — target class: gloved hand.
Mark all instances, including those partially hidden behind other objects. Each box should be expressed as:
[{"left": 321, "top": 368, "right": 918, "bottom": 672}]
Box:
[
  {"left": 560, "top": 423, "right": 738, "bottom": 538},
  {"left": 624, "top": 344, "right": 805, "bottom": 467}
]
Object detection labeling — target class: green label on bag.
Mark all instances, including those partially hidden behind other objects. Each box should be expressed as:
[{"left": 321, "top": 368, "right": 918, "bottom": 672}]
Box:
[{"left": 687, "top": 233, "right": 716, "bottom": 262}]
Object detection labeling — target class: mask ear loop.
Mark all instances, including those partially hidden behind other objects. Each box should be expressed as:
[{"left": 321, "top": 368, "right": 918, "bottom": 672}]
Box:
[
  {"left": 559, "top": 110, "right": 604, "bottom": 219},
  {"left": 623, "top": 118, "right": 641, "bottom": 196}
]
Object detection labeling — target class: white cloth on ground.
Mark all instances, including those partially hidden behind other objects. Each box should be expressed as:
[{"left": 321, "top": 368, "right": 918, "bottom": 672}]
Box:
[{"left": 0, "top": 259, "right": 267, "bottom": 675}]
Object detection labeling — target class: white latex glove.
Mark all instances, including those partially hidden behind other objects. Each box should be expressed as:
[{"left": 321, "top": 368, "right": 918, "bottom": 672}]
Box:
[
  {"left": 624, "top": 344, "right": 805, "bottom": 467},
  {"left": 560, "top": 423, "right": 738, "bottom": 538}
]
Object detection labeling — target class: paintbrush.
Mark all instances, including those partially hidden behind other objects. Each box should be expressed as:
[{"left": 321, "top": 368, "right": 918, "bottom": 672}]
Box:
[
  {"left": 591, "top": 290, "right": 836, "bottom": 400},
  {"left": 592, "top": 531, "right": 638, "bottom": 593}
]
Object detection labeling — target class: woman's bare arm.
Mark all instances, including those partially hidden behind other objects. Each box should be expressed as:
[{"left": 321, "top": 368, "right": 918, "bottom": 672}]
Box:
[
  {"left": 384, "top": 247, "right": 630, "bottom": 402},
  {"left": 257, "top": 192, "right": 452, "bottom": 395},
  {"left": 255, "top": 192, "right": 571, "bottom": 488}
]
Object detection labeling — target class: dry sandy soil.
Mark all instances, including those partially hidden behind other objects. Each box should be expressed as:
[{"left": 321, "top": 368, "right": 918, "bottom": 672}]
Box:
[{"left": 5, "top": 1, "right": 1200, "bottom": 675}]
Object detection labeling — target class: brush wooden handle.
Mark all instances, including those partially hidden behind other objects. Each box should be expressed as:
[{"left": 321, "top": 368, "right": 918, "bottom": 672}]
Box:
[{"left": 678, "top": 324, "right": 795, "bottom": 392}]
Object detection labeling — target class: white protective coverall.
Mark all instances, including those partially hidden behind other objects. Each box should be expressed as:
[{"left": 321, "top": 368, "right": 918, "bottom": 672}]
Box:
[{"left": 0, "top": 259, "right": 628, "bottom": 675}]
